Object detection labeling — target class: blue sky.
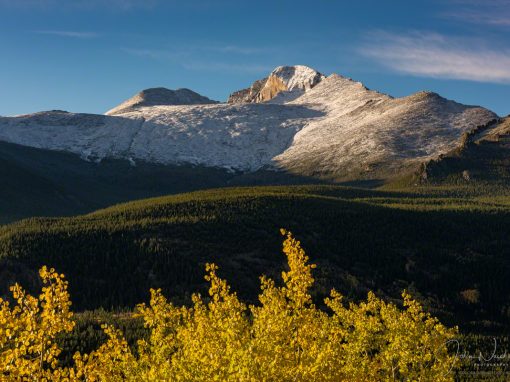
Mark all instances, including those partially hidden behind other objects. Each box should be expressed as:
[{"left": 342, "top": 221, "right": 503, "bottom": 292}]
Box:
[{"left": 1, "top": 0, "right": 510, "bottom": 116}]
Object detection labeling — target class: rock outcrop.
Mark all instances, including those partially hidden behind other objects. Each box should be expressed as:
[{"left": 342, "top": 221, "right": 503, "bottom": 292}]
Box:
[
  {"left": 227, "top": 78, "right": 268, "bottom": 104},
  {"left": 228, "top": 65, "right": 325, "bottom": 104}
]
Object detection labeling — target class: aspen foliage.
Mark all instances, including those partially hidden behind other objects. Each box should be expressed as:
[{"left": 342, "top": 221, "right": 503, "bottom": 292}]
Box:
[
  {"left": 0, "top": 230, "right": 458, "bottom": 381},
  {"left": 0, "top": 266, "right": 77, "bottom": 380}
]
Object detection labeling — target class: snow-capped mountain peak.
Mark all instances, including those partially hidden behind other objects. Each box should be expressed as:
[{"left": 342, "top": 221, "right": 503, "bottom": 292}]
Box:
[
  {"left": 0, "top": 65, "right": 498, "bottom": 181},
  {"left": 270, "top": 65, "right": 325, "bottom": 91}
]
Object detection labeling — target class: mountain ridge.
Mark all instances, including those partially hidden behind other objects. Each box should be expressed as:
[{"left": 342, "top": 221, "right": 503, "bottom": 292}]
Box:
[
  {"left": 0, "top": 65, "right": 499, "bottom": 184},
  {"left": 418, "top": 116, "right": 510, "bottom": 184},
  {"left": 106, "top": 87, "right": 219, "bottom": 115}
]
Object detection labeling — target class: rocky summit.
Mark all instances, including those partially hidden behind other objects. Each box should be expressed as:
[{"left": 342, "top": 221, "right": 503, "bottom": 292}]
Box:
[{"left": 228, "top": 65, "right": 325, "bottom": 103}]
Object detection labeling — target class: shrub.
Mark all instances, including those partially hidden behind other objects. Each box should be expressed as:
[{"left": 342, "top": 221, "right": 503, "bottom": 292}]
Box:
[{"left": 0, "top": 230, "right": 458, "bottom": 381}]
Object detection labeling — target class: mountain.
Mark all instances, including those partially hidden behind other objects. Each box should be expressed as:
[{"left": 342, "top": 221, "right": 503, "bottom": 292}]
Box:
[
  {"left": 1, "top": 66, "right": 510, "bottom": 339},
  {"left": 0, "top": 105, "right": 320, "bottom": 172},
  {"left": 106, "top": 87, "right": 218, "bottom": 115},
  {"left": 0, "top": 65, "right": 502, "bottom": 223},
  {"left": 0, "top": 65, "right": 497, "bottom": 183},
  {"left": 272, "top": 81, "right": 496, "bottom": 181}
]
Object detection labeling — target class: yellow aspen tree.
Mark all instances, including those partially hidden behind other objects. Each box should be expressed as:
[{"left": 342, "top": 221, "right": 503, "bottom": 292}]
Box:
[
  {"left": 0, "top": 266, "right": 76, "bottom": 380},
  {"left": 0, "top": 230, "right": 459, "bottom": 381}
]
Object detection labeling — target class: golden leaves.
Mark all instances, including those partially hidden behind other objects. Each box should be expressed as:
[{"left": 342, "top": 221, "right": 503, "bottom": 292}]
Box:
[
  {"left": 0, "top": 231, "right": 458, "bottom": 381},
  {"left": 0, "top": 266, "right": 75, "bottom": 380}
]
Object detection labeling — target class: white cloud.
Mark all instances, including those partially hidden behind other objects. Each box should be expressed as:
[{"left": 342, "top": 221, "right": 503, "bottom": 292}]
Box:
[
  {"left": 442, "top": 0, "right": 510, "bottom": 27},
  {"left": 122, "top": 46, "right": 273, "bottom": 74},
  {"left": 360, "top": 31, "right": 510, "bottom": 84},
  {"left": 0, "top": 0, "right": 52, "bottom": 5},
  {"left": 35, "top": 30, "right": 99, "bottom": 38},
  {"left": 443, "top": 10, "right": 510, "bottom": 27},
  {"left": 0, "top": 0, "right": 159, "bottom": 10},
  {"left": 182, "top": 61, "right": 272, "bottom": 74},
  {"left": 121, "top": 48, "right": 187, "bottom": 60},
  {"left": 448, "top": 0, "right": 510, "bottom": 6},
  {"left": 207, "top": 45, "right": 270, "bottom": 55}
]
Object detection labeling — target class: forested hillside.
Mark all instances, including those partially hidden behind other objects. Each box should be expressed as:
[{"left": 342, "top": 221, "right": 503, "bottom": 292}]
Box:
[
  {"left": 0, "top": 140, "right": 320, "bottom": 224},
  {"left": 1, "top": 185, "right": 509, "bottom": 333}
]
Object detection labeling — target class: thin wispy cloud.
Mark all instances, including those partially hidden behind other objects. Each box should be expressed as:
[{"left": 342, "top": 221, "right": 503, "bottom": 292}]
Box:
[
  {"left": 35, "top": 30, "right": 99, "bottom": 38},
  {"left": 121, "top": 48, "right": 188, "bottom": 60},
  {"left": 442, "top": 0, "right": 510, "bottom": 27},
  {"left": 0, "top": 0, "right": 160, "bottom": 10},
  {"left": 207, "top": 45, "right": 270, "bottom": 55},
  {"left": 122, "top": 45, "right": 273, "bottom": 74},
  {"left": 126, "top": 44, "right": 270, "bottom": 56},
  {"left": 182, "top": 61, "right": 272, "bottom": 74},
  {"left": 0, "top": 0, "right": 52, "bottom": 6},
  {"left": 91, "top": 0, "right": 160, "bottom": 10},
  {"left": 448, "top": 12, "right": 510, "bottom": 26},
  {"left": 448, "top": 0, "right": 510, "bottom": 6},
  {"left": 360, "top": 31, "right": 510, "bottom": 84}
]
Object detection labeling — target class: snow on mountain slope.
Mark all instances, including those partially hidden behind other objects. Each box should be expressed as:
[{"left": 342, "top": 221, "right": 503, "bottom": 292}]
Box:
[
  {"left": 273, "top": 75, "right": 497, "bottom": 179},
  {"left": 105, "top": 103, "right": 321, "bottom": 170},
  {"left": 0, "top": 105, "right": 321, "bottom": 171},
  {"left": 0, "top": 111, "right": 144, "bottom": 162},
  {"left": 0, "top": 66, "right": 498, "bottom": 181},
  {"left": 106, "top": 87, "right": 218, "bottom": 115}
]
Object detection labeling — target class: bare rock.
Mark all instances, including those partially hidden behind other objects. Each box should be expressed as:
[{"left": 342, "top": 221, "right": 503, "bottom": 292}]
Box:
[{"left": 227, "top": 65, "right": 325, "bottom": 104}]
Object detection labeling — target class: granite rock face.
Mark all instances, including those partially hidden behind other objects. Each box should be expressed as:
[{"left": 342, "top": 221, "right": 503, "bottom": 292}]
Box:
[
  {"left": 228, "top": 65, "right": 325, "bottom": 104},
  {"left": 227, "top": 78, "right": 268, "bottom": 103}
]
